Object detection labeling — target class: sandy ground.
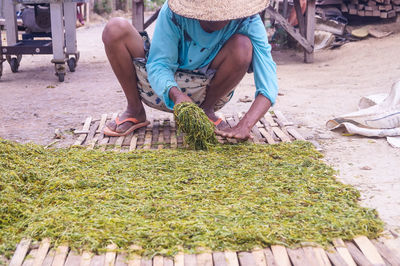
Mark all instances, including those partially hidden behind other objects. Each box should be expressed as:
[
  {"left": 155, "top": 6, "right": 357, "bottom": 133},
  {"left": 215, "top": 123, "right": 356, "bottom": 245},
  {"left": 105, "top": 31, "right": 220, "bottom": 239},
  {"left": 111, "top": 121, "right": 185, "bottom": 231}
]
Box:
[{"left": 1, "top": 15, "right": 400, "bottom": 230}]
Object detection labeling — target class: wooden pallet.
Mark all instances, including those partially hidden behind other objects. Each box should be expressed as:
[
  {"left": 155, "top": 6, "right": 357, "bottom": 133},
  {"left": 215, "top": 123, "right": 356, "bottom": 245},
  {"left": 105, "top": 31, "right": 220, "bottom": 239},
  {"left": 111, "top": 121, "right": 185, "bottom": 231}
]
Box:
[
  {"left": 4, "top": 232, "right": 400, "bottom": 266},
  {"left": 72, "top": 111, "right": 305, "bottom": 151}
]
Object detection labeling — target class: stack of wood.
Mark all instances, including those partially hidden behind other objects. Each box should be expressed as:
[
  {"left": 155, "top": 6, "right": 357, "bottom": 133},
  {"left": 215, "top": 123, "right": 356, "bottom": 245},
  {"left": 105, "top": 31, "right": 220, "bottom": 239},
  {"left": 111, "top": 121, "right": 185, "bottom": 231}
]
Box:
[{"left": 341, "top": 0, "right": 400, "bottom": 18}]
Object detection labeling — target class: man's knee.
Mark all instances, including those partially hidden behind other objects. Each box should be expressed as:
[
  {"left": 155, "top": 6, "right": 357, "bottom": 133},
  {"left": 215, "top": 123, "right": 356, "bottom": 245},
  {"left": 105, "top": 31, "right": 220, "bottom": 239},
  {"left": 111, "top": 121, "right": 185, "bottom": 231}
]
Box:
[
  {"left": 102, "top": 17, "right": 133, "bottom": 45},
  {"left": 228, "top": 34, "right": 253, "bottom": 66}
]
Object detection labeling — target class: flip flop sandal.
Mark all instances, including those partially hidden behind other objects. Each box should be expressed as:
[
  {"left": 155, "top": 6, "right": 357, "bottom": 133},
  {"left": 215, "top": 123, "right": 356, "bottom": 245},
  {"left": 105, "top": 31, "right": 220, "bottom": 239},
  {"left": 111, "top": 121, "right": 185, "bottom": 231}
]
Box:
[
  {"left": 209, "top": 117, "right": 223, "bottom": 127},
  {"left": 103, "top": 116, "right": 150, "bottom": 137}
]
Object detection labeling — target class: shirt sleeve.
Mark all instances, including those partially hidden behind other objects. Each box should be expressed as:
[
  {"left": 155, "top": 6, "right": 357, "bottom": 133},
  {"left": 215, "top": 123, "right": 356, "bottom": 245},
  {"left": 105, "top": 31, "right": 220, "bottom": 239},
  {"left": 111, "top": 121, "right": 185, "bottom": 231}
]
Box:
[
  {"left": 146, "top": 5, "right": 181, "bottom": 110},
  {"left": 237, "top": 15, "right": 279, "bottom": 105}
]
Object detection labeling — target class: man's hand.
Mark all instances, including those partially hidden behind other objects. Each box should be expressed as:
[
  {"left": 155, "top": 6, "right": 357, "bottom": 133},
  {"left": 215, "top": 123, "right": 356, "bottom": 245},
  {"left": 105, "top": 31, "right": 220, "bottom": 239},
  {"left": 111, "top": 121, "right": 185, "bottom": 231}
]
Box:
[
  {"left": 215, "top": 94, "right": 272, "bottom": 141},
  {"left": 215, "top": 124, "right": 253, "bottom": 141},
  {"left": 169, "top": 86, "right": 193, "bottom": 105}
]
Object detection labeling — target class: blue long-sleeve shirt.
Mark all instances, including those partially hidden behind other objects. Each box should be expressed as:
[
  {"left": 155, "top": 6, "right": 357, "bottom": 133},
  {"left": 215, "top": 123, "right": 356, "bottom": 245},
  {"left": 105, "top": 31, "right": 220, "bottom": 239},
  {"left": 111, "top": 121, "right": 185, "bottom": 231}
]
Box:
[{"left": 146, "top": 1, "right": 278, "bottom": 110}]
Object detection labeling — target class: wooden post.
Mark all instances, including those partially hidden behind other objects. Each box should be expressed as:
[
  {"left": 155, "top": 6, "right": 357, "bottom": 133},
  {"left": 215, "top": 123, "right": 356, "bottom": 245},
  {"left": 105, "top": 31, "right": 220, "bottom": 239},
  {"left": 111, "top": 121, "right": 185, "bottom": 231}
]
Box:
[
  {"left": 50, "top": 2, "right": 66, "bottom": 62},
  {"left": 293, "top": 0, "right": 305, "bottom": 35},
  {"left": 304, "top": 0, "right": 315, "bottom": 63},
  {"left": 132, "top": 0, "right": 144, "bottom": 31},
  {"left": 64, "top": 2, "right": 77, "bottom": 55},
  {"left": 4, "top": 0, "right": 17, "bottom": 45}
]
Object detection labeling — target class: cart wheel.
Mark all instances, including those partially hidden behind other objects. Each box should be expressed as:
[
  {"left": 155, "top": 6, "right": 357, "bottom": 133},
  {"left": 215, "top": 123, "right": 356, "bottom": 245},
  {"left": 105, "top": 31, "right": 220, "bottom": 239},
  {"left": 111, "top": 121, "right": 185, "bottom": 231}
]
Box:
[
  {"left": 10, "top": 58, "right": 19, "bottom": 73},
  {"left": 67, "top": 58, "right": 76, "bottom": 72},
  {"left": 58, "top": 73, "right": 65, "bottom": 82}
]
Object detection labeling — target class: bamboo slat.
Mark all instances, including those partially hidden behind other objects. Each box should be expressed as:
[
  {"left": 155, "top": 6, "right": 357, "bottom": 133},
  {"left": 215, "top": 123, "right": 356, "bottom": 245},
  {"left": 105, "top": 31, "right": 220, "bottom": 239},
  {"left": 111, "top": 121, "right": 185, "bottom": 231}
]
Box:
[
  {"left": 174, "top": 252, "right": 185, "bottom": 266},
  {"left": 164, "top": 257, "right": 174, "bottom": 266},
  {"left": 10, "top": 239, "right": 32, "bottom": 266},
  {"left": 89, "top": 254, "right": 105, "bottom": 266},
  {"left": 286, "top": 127, "right": 305, "bottom": 141},
  {"left": 22, "top": 248, "right": 37, "bottom": 266},
  {"left": 51, "top": 245, "right": 69, "bottom": 266},
  {"left": 273, "top": 111, "right": 293, "bottom": 126},
  {"left": 113, "top": 136, "right": 125, "bottom": 152},
  {"left": 373, "top": 239, "right": 400, "bottom": 266},
  {"left": 238, "top": 252, "right": 256, "bottom": 266},
  {"left": 251, "top": 250, "right": 267, "bottom": 266},
  {"left": 41, "top": 249, "right": 56, "bottom": 266},
  {"left": 104, "top": 244, "right": 117, "bottom": 266},
  {"left": 129, "top": 132, "right": 138, "bottom": 151},
  {"left": 100, "top": 113, "right": 118, "bottom": 151},
  {"left": 224, "top": 251, "right": 239, "bottom": 266},
  {"left": 263, "top": 248, "right": 278, "bottom": 266},
  {"left": 345, "top": 242, "right": 373, "bottom": 266},
  {"left": 196, "top": 253, "right": 213, "bottom": 266},
  {"left": 32, "top": 238, "right": 51, "bottom": 266},
  {"left": 73, "top": 117, "right": 92, "bottom": 146},
  {"left": 311, "top": 247, "right": 331, "bottom": 266},
  {"left": 85, "top": 121, "right": 100, "bottom": 148},
  {"left": 115, "top": 253, "right": 128, "bottom": 266},
  {"left": 353, "top": 236, "right": 385, "bottom": 265},
  {"left": 272, "top": 127, "right": 291, "bottom": 143},
  {"left": 80, "top": 252, "right": 93, "bottom": 266},
  {"left": 270, "top": 245, "right": 291, "bottom": 266},
  {"left": 140, "top": 257, "right": 152, "bottom": 266},
  {"left": 170, "top": 119, "right": 178, "bottom": 149},
  {"left": 332, "top": 238, "right": 357, "bottom": 266},
  {"left": 153, "top": 256, "right": 164, "bottom": 266},
  {"left": 97, "top": 114, "right": 108, "bottom": 133},
  {"left": 64, "top": 250, "right": 81, "bottom": 266},
  {"left": 258, "top": 128, "right": 276, "bottom": 144},
  {"left": 286, "top": 248, "right": 310, "bottom": 266},
  {"left": 127, "top": 253, "right": 141, "bottom": 266},
  {"left": 325, "top": 247, "right": 348, "bottom": 266},
  {"left": 212, "top": 252, "right": 227, "bottom": 266},
  {"left": 184, "top": 254, "right": 197, "bottom": 266},
  {"left": 263, "top": 113, "right": 278, "bottom": 127}
]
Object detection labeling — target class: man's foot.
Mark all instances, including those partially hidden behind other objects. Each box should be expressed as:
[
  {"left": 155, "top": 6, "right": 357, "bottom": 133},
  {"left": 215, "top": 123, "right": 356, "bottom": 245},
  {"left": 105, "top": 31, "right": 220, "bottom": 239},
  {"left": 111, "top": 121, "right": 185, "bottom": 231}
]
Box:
[
  {"left": 202, "top": 108, "right": 230, "bottom": 130},
  {"left": 104, "top": 109, "right": 148, "bottom": 136}
]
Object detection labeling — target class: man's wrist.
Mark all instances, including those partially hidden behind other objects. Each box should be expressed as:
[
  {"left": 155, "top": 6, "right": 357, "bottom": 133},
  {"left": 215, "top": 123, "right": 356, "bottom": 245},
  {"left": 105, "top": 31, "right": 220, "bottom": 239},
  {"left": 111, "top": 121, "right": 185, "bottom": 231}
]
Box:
[
  {"left": 169, "top": 87, "right": 180, "bottom": 100},
  {"left": 168, "top": 86, "right": 181, "bottom": 103},
  {"left": 238, "top": 117, "right": 253, "bottom": 132}
]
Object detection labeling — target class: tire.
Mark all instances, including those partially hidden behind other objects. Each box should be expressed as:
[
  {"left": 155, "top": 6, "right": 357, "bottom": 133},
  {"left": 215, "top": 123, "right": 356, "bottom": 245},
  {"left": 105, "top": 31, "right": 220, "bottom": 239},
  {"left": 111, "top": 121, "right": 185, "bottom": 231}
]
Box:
[
  {"left": 10, "top": 58, "right": 19, "bottom": 73},
  {"left": 58, "top": 73, "right": 65, "bottom": 82},
  {"left": 67, "top": 57, "right": 76, "bottom": 72}
]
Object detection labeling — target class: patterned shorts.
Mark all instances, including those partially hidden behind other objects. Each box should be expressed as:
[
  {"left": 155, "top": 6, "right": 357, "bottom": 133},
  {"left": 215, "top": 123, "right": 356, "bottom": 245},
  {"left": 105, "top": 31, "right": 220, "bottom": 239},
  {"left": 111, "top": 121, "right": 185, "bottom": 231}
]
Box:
[
  {"left": 133, "top": 59, "right": 234, "bottom": 113},
  {"left": 133, "top": 33, "right": 234, "bottom": 113}
]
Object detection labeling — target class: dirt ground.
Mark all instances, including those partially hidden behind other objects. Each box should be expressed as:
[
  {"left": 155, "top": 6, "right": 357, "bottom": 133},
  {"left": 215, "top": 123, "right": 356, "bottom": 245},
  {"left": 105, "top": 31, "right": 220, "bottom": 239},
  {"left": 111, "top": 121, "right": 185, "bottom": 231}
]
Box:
[{"left": 1, "top": 15, "right": 399, "bottom": 230}]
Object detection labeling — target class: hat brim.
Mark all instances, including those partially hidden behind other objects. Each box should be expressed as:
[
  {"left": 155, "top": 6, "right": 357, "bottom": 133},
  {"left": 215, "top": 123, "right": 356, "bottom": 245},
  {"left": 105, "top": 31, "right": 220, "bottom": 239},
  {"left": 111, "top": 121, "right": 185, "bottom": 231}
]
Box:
[{"left": 168, "top": 0, "right": 270, "bottom": 21}]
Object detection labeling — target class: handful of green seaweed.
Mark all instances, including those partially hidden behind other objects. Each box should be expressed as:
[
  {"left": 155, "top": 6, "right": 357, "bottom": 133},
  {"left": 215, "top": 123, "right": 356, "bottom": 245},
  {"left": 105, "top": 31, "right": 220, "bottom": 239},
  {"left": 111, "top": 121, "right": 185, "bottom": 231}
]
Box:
[
  {"left": 0, "top": 138, "right": 384, "bottom": 258},
  {"left": 173, "top": 102, "right": 218, "bottom": 150}
]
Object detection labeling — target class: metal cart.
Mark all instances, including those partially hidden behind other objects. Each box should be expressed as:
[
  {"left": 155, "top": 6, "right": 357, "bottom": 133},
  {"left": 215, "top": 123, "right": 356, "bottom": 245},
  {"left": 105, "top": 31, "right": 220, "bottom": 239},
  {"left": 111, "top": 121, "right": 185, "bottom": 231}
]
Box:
[{"left": 0, "top": 0, "right": 87, "bottom": 81}]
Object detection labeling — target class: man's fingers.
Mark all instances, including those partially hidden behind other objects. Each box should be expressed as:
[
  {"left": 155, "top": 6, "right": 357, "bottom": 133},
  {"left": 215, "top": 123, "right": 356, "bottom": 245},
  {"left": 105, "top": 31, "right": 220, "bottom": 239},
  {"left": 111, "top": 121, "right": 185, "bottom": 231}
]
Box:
[{"left": 216, "top": 130, "right": 250, "bottom": 140}]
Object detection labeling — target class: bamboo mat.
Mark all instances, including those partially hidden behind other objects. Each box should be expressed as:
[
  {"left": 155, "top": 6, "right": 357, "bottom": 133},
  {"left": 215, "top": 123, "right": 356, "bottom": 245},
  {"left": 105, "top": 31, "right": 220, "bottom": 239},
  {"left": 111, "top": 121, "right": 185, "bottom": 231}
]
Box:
[
  {"left": 4, "top": 231, "right": 400, "bottom": 266},
  {"left": 5, "top": 111, "right": 400, "bottom": 265},
  {"left": 72, "top": 111, "right": 305, "bottom": 151}
]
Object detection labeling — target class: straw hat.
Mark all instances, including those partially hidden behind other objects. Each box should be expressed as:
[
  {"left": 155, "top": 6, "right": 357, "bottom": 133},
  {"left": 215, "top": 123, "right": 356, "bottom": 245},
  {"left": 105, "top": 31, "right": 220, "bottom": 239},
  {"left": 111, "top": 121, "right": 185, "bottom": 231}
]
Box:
[{"left": 168, "top": 0, "right": 270, "bottom": 21}]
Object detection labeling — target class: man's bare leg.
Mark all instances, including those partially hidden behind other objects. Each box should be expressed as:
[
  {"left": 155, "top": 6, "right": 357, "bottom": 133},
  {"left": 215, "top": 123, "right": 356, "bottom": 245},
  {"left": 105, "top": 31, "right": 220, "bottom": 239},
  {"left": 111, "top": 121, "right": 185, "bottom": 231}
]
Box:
[
  {"left": 200, "top": 34, "right": 253, "bottom": 129},
  {"left": 102, "top": 18, "right": 147, "bottom": 133}
]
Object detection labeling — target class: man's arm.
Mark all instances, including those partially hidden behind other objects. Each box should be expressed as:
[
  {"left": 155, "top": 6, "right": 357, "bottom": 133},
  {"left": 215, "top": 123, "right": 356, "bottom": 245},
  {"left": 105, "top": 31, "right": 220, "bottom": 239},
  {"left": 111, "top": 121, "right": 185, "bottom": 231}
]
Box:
[
  {"left": 216, "top": 94, "right": 271, "bottom": 140},
  {"left": 216, "top": 15, "right": 278, "bottom": 140},
  {"left": 169, "top": 86, "right": 193, "bottom": 105},
  {"left": 146, "top": 4, "right": 183, "bottom": 110}
]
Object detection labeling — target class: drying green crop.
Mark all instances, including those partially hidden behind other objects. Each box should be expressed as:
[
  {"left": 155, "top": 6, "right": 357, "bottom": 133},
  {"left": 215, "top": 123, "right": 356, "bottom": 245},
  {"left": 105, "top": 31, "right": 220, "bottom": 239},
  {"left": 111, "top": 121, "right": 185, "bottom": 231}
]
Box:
[
  {"left": 173, "top": 102, "right": 218, "bottom": 150},
  {"left": 0, "top": 138, "right": 383, "bottom": 258}
]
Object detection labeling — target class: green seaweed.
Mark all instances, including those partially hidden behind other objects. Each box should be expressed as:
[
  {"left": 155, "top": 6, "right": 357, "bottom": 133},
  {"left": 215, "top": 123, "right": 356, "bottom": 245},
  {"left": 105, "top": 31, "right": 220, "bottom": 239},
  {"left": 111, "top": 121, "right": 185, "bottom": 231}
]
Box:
[
  {"left": 0, "top": 139, "right": 383, "bottom": 258},
  {"left": 173, "top": 102, "right": 218, "bottom": 150}
]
